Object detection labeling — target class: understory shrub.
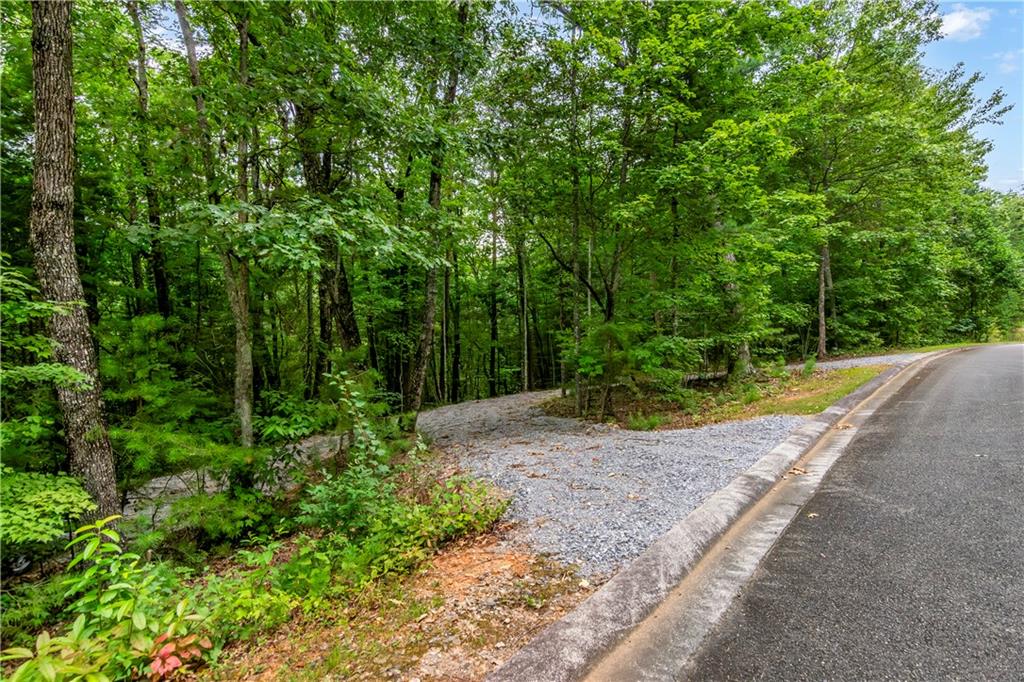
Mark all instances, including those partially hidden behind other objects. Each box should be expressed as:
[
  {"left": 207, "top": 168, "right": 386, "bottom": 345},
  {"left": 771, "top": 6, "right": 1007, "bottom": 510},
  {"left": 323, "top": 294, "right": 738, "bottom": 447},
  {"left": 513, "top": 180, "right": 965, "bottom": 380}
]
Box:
[
  {"left": 626, "top": 413, "right": 668, "bottom": 431},
  {"left": 2, "top": 374, "right": 506, "bottom": 680},
  {"left": 1, "top": 516, "right": 213, "bottom": 681},
  {"left": 0, "top": 577, "right": 70, "bottom": 650},
  {"left": 0, "top": 467, "right": 96, "bottom": 564}
]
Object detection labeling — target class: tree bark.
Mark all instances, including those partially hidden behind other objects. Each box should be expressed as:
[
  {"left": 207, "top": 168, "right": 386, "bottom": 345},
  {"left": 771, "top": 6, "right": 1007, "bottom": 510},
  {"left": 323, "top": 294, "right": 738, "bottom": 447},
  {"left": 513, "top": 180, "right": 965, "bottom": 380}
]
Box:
[
  {"left": 440, "top": 252, "right": 449, "bottom": 401},
  {"left": 295, "top": 103, "right": 360, "bottom": 393},
  {"left": 817, "top": 242, "right": 829, "bottom": 360},
  {"left": 30, "top": 0, "right": 119, "bottom": 517},
  {"left": 174, "top": 0, "right": 252, "bottom": 446},
  {"left": 229, "top": 13, "right": 254, "bottom": 447},
  {"left": 515, "top": 236, "right": 529, "bottom": 392},
  {"left": 127, "top": 196, "right": 145, "bottom": 316},
  {"left": 489, "top": 218, "right": 499, "bottom": 398},
  {"left": 450, "top": 248, "right": 461, "bottom": 403},
  {"left": 126, "top": 0, "right": 170, "bottom": 318},
  {"left": 569, "top": 31, "right": 583, "bottom": 415},
  {"left": 405, "top": 0, "right": 468, "bottom": 416}
]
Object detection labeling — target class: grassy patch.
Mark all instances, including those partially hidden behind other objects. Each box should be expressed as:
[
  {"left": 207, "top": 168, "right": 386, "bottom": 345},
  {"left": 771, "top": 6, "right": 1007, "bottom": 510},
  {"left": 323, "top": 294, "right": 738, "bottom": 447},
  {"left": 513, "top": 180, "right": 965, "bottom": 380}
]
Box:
[
  {"left": 544, "top": 365, "right": 888, "bottom": 430},
  {"left": 707, "top": 365, "right": 886, "bottom": 420},
  {"left": 626, "top": 413, "right": 668, "bottom": 431}
]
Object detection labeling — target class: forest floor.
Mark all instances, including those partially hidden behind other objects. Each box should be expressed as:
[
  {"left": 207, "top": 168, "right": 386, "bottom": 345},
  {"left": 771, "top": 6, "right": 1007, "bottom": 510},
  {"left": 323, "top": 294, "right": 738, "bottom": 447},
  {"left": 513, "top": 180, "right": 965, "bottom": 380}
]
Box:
[{"left": 204, "top": 523, "right": 594, "bottom": 680}]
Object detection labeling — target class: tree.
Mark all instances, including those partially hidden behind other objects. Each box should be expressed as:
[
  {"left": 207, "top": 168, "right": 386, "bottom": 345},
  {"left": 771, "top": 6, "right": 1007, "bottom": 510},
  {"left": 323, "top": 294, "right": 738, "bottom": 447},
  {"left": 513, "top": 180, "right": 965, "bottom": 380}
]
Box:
[{"left": 28, "top": 0, "right": 118, "bottom": 517}]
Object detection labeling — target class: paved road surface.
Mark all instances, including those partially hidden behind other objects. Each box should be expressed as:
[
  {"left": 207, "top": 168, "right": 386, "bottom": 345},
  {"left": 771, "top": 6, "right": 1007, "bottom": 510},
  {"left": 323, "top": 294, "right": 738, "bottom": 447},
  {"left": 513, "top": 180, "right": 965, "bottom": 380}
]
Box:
[{"left": 689, "top": 344, "right": 1024, "bottom": 680}]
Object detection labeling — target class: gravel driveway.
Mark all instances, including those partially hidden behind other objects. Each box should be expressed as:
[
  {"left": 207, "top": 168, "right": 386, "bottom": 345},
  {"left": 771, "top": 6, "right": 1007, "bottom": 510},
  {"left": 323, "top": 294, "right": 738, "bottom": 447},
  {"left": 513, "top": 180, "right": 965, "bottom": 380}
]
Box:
[
  {"left": 812, "top": 352, "right": 925, "bottom": 370},
  {"left": 418, "top": 391, "right": 805, "bottom": 576}
]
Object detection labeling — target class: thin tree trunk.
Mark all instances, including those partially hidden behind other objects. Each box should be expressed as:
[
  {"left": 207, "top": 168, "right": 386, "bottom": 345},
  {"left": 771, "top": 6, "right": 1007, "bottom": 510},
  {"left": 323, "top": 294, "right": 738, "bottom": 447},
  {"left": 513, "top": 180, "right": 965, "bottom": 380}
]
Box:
[
  {"left": 825, "top": 245, "right": 837, "bottom": 324},
  {"left": 126, "top": 0, "right": 170, "bottom": 318},
  {"left": 251, "top": 278, "right": 268, "bottom": 403},
  {"left": 30, "top": 0, "right": 118, "bottom": 517},
  {"left": 405, "top": 0, "right": 468, "bottom": 416},
  {"left": 334, "top": 256, "right": 360, "bottom": 350},
  {"left": 174, "top": 0, "right": 252, "bottom": 446},
  {"left": 489, "top": 226, "right": 498, "bottom": 398},
  {"left": 450, "top": 248, "right": 461, "bottom": 403},
  {"left": 516, "top": 237, "right": 529, "bottom": 393},
  {"left": 128, "top": 196, "right": 145, "bottom": 316},
  {"left": 440, "top": 253, "right": 449, "bottom": 401},
  {"left": 570, "top": 108, "right": 583, "bottom": 413},
  {"left": 303, "top": 270, "right": 315, "bottom": 396},
  {"left": 817, "top": 242, "right": 829, "bottom": 360},
  {"left": 229, "top": 13, "right": 253, "bottom": 447}
]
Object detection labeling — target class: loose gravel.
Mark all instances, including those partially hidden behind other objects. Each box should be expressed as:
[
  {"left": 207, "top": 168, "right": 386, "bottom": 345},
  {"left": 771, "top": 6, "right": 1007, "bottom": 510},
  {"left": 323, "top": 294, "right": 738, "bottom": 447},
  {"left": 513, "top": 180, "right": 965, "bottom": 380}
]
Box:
[
  {"left": 812, "top": 352, "right": 925, "bottom": 371},
  {"left": 418, "top": 391, "right": 805, "bottom": 576}
]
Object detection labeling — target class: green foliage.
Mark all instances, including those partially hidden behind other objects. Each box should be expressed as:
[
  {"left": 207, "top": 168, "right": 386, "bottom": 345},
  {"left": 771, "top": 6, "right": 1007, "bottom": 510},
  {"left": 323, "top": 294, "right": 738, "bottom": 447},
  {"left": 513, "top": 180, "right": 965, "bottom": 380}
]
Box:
[
  {"left": 802, "top": 356, "right": 817, "bottom": 377},
  {"left": 0, "top": 467, "right": 96, "bottom": 554},
  {"left": 0, "top": 257, "right": 89, "bottom": 390},
  {"left": 98, "top": 315, "right": 221, "bottom": 429},
  {"left": 2, "top": 517, "right": 213, "bottom": 681},
  {"left": 161, "top": 489, "right": 278, "bottom": 550},
  {"left": 254, "top": 391, "right": 335, "bottom": 445},
  {"left": 626, "top": 413, "right": 667, "bottom": 431},
  {"left": 0, "top": 577, "right": 69, "bottom": 650},
  {"left": 741, "top": 384, "right": 763, "bottom": 405}
]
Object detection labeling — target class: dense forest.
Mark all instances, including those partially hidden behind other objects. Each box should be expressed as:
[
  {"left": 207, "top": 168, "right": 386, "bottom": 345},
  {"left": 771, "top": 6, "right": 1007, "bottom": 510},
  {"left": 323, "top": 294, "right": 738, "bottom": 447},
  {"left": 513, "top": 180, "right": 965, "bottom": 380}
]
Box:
[{"left": 1, "top": 0, "right": 1022, "bottom": 677}]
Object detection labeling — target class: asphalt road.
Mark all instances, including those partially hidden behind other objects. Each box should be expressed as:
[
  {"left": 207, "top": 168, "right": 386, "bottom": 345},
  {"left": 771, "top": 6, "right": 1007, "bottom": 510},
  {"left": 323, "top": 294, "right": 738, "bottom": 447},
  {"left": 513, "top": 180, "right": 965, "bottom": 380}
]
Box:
[{"left": 689, "top": 344, "right": 1024, "bottom": 681}]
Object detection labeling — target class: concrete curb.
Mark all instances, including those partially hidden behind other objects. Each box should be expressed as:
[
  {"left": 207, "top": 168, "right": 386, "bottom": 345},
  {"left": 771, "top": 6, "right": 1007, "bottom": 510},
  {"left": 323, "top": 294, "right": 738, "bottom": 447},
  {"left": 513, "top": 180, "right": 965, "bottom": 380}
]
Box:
[{"left": 489, "top": 351, "right": 961, "bottom": 682}]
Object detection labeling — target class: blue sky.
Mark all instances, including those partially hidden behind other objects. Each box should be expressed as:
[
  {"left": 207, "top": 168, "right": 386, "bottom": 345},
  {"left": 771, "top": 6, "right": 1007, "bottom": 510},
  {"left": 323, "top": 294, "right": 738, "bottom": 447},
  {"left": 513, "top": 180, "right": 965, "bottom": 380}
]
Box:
[{"left": 923, "top": 1, "right": 1024, "bottom": 192}]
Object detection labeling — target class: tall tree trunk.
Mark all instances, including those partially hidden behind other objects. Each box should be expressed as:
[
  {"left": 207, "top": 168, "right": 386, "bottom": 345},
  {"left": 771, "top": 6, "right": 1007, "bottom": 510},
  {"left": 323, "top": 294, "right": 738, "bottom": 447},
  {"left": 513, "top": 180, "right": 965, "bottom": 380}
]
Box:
[
  {"left": 515, "top": 236, "right": 529, "bottom": 392},
  {"left": 489, "top": 224, "right": 499, "bottom": 398},
  {"left": 569, "top": 37, "right": 583, "bottom": 415},
  {"left": 334, "top": 257, "right": 360, "bottom": 350},
  {"left": 315, "top": 252, "right": 334, "bottom": 391},
  {"left": 405, "top": 0, "right": 468, "bottom": 416},
  {"left": 126, "top": 0, "right": 170, "bottom": 318},
  {"left": 440, "top": 252, "right": 449, "bottom": 401},
  {"left": 30, "top": 0, "right": 118, "bottom": 517},
  {"left": 128, "top": 196, "right": 146, "bottom": 316},
  {"left": 450, "top": 248, "right": 461, "bottom": 403},
  {"left": 303, "top": 270, "right": 315, "bottom": 396},
  {"left": 174, "top": 0, "right": 252, "bottom": 446},
  {"left": 229, "top": 13, "right": 253, "bottom": 447},
  {"left": 251, "top": 278, "right": 267, "bottom": 404},
  {"left": 817, "top": 242, "right": 829, "bottom": 360}
]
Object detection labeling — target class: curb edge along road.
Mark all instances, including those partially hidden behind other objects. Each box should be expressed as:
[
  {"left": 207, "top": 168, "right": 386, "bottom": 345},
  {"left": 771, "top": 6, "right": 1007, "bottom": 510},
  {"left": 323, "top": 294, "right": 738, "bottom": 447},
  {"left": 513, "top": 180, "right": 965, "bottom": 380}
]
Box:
[{"left": 488, "top": 348, "right": 968, "bottom": 682}]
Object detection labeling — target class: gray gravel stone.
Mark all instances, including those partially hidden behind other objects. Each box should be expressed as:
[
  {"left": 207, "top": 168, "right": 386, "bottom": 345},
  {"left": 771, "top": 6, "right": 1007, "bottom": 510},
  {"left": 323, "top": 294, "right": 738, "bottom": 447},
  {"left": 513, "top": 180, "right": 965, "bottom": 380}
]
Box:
[
  {"left": 418, "top": 391, "right": 805, "bottom": 576},
  {"left": 811, "top": 352, "right": 925, "bottom": 370}
]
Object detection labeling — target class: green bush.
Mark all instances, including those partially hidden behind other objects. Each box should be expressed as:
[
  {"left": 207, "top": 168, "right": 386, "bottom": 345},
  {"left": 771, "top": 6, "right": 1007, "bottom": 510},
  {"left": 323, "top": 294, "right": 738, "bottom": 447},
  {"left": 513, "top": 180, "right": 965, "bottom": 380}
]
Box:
[
  {"left": 1, "top": 516, "right": 213, "bottom": 680},
  {"left": 801, "top": 356, "right": 817, "bottom": 377},
  {"left": 626, "top": 413, "right": 667, "bottom": 431},
  {"left": 742, "top": 385, "right": 762, "bottom": 404},
  {"left": 0, "top": 466, "right": 96, "bottom": 559},
  {"left": 160, "top": 489, "right": 278, "bottom": 551},
  {"left": 254, "top": 391, "right": 336, "bottom": 445},
  {"left": 0, "top": 576, "right": 69, "bottom": 649},
  {"left": 670, "top": 388, "right": 701, "bottom": 414}
]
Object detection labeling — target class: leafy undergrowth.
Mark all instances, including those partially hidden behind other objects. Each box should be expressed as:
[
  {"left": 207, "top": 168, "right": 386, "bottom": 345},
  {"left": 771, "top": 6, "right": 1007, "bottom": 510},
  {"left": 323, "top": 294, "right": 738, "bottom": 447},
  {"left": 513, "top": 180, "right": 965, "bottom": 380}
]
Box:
[
  {"left": 545, "top": 365, "right": 888, "bottom": 430},
  {"left": 199, "top": 525, "right": 595, "bottom": 681},
  {"left": 1, "top": 404, "right": 514, "bottom": 681}
]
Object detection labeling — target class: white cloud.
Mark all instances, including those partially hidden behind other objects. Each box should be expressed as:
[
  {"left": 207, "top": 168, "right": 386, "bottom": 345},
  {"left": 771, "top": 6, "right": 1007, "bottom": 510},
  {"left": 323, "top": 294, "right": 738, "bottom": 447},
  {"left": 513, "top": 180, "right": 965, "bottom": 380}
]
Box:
[
  {"left": 941, "top": 4, "right": 993, "bottom": 41},
  {"left": 993, "top": 48, "right": 1024, "bottom": 73}
]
